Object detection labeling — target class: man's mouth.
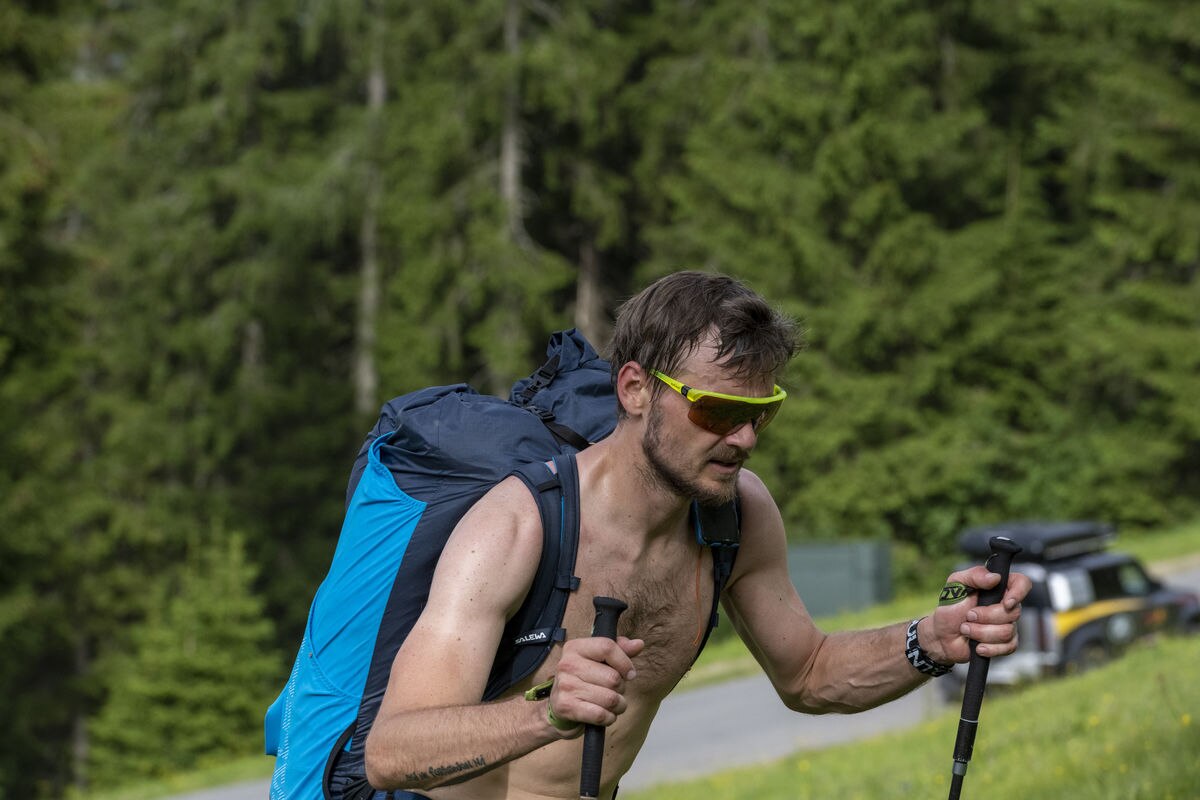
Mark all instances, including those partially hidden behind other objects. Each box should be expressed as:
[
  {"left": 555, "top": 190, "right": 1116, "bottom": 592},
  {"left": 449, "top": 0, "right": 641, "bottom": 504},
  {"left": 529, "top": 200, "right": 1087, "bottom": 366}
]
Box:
[{"left": 710, "top": 448, "right": 749, "bottom": 468}]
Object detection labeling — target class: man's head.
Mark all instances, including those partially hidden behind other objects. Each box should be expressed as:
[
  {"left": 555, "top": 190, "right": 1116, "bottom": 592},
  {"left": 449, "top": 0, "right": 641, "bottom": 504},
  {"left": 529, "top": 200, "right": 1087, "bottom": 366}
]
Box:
[
  {"left": 608, "top": 271, "right": 801, "bottom": 505},
  {"left": 608, "top": 271, "right": 800, "bottom": 418}
]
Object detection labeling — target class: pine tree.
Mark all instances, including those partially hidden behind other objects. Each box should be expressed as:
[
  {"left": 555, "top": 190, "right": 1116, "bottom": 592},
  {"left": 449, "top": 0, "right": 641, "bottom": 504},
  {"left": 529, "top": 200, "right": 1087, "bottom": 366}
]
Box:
[
  {"left": 371, "top": 0, "right": 575, "bottom": 397},
  {"left": 1019, "top": 0, "right": 1200, "bottom": 523},
  {"left": 83, "top": 0, "right": 367, "bottom": 651},
  {"left": 88, "top": 536, "right": 279, "bottom": 784},
  {"left": 0, "top": 0, "right": 135, "bottom": 793},
  {"left": 630, "top": 0, "right": 1200, "bottom": 561}
]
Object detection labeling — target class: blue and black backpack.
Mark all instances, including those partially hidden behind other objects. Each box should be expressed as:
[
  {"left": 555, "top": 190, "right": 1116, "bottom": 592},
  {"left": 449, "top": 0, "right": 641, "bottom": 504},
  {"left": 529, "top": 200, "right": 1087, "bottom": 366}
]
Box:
[{"left": 265, "top": 330, "right": 741, "bottom": 800}]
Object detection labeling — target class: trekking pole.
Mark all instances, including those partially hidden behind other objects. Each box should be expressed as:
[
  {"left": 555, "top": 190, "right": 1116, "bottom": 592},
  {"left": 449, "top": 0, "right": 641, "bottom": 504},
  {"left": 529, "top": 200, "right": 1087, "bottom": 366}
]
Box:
[
  {"left": 947, "top": 536, "right": 1022, "bottom": 800},
  {"left": 580, "top": 596, "right": 628, "bottom": 800}
]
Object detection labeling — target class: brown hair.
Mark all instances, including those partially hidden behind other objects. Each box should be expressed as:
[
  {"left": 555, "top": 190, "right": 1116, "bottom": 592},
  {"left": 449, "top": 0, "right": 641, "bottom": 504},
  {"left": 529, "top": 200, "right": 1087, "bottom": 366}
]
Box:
[{"left": 608, "top": 271, "right": 800, "bottom": 413}]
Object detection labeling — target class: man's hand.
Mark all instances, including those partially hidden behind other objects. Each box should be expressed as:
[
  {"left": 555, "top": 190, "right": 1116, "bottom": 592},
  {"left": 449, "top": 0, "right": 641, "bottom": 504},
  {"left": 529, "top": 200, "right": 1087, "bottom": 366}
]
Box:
[
  {"left": 547, "top": 635, "right": 644, "bottom": 733},
  {"left": 919, "top": 566, "right": 1032, "bottom": 665}
]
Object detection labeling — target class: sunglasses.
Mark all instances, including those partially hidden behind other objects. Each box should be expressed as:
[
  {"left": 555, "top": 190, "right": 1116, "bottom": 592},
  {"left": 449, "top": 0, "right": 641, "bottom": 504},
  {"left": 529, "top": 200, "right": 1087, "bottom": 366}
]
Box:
[{"left": 650, "top": 369, "right": 787, "bottom": 435}]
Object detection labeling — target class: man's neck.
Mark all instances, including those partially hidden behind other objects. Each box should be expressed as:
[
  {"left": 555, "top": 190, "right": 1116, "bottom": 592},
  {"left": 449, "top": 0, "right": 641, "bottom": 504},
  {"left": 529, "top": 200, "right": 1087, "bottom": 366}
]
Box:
[{"left": 573, "top": 426, "right": 692, "bottom": 543}]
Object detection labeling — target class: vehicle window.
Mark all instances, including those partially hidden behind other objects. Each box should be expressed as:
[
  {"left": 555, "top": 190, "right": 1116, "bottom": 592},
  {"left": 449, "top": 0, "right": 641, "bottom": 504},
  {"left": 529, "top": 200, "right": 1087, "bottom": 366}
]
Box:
[
  {"left": 1048, "top": 569, "right": 1093, "bottom": 611},
  {"left": 1090, "top": 562, "right": 1151, "bottom": 600}
]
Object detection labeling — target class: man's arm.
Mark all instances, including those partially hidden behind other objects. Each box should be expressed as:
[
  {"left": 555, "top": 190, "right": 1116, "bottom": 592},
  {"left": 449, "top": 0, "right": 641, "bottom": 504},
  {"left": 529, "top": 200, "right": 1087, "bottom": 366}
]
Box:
[
  {"left": 722, "top": 471, "right": 1030, "bottom": 714},
  {"left": 364, "top": 477, "right": 640, "bottom": 792}
]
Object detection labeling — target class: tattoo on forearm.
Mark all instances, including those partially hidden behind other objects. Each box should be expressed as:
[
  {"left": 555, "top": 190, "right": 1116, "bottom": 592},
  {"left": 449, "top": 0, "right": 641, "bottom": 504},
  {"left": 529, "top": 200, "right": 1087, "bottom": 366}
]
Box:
[{"left": 404, "top": 755, "right": 488, "bottom": 784}]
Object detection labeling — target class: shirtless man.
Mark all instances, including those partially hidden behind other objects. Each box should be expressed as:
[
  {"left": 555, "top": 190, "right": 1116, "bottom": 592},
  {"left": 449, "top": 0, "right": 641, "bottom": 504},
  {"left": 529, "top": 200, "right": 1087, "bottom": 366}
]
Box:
[{"left": 364, "top": 271, "right": 1030, "bottom": 800}]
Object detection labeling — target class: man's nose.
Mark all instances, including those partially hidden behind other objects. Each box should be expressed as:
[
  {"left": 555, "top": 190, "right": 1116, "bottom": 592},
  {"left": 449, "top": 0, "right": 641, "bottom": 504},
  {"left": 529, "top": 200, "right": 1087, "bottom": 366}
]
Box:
[{"left": 723, "top": 420, "right": 758, "bottom": 450}]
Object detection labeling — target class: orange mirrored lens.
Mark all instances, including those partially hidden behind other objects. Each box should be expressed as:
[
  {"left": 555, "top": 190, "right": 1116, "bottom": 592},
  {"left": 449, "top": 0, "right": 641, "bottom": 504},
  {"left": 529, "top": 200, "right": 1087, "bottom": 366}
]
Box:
[{"left": 688, "top": 395, "right": 782, "bottom": 435}]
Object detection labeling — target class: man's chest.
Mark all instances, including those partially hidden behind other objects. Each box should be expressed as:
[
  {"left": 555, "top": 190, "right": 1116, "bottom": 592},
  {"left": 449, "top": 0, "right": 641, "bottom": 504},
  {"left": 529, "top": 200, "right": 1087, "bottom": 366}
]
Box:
[{"left": 558, "top": 536, "right": 716, "bottom": 694}]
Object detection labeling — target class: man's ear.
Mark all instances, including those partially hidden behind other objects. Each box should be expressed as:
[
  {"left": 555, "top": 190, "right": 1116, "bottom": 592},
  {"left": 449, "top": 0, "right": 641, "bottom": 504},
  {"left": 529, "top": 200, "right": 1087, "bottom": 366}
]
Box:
[{"left": 615, "top": 361, "right": 651, "bottom": 418}]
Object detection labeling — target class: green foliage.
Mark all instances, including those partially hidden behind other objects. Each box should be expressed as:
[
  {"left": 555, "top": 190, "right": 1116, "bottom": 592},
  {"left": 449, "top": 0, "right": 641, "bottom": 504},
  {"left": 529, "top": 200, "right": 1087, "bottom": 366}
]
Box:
[
  {"left": 87, "top": 536, "right": 279, "bottom": 785},
  {"left": 0, "top": 2, "right": 134, "bottom": 795},
  {"left": 87, "top": 0, "right": 367, "bottom": 647},
  {"left": 635, "top": 0, "right": 1200, "bottom": 551}
]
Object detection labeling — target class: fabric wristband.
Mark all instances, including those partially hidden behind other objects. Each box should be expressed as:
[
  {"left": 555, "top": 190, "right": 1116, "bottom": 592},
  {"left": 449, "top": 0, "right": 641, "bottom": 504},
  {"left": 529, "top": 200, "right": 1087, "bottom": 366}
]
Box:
[
  {"left": 545, "top": 701, "right": 580, "bottom": 733},
  {"left": 905, "top": 617, "right": 953, "bottom": 677},
  {"left": 524, "top": 677, "right": 581, "bottom": 733}
]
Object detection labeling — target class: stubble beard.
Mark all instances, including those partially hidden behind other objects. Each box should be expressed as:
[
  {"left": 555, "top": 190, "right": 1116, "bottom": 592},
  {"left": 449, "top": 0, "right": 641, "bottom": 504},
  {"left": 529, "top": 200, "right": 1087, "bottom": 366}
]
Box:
[{"left": 639, "top": 403, "right": 741, "bottom": 508}]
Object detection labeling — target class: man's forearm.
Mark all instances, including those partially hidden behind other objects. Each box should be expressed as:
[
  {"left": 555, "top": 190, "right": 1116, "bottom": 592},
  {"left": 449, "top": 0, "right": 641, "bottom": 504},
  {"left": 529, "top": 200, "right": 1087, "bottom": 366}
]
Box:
[
  {"left": 365, "top": 695, "right": 563, "bottom": 791},
  {"left": 783, "top": 621, "right": 928, "bottom": 714}
]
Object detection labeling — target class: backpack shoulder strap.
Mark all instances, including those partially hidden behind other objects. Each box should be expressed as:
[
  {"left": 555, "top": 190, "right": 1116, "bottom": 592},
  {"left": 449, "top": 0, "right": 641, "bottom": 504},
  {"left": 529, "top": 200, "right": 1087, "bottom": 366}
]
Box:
[
  {"left": 482, "top": 453, "right": 582, "bottom": 700},
  {"left": 692, "top": 498, "right": 741, "bottom": 660}
]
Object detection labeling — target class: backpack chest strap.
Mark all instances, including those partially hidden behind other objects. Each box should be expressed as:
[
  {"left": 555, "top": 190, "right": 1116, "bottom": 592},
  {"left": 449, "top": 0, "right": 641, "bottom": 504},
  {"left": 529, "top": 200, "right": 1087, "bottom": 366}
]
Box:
[{"left": 693, "top": 499, "right": 742, "bottom": 660}]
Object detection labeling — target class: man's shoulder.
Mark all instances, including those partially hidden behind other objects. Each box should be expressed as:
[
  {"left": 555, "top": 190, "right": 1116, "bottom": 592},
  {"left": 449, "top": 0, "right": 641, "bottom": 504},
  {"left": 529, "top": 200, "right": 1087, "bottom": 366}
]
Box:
[
  {"left": 455, "top": 473, "right": 548, "bottom": 548},
  {"left": 735, "top": 467, "right": 775, "bottom": 510},
  {"left": 731, "top": 468, "right": 786, "bottom": 545}
]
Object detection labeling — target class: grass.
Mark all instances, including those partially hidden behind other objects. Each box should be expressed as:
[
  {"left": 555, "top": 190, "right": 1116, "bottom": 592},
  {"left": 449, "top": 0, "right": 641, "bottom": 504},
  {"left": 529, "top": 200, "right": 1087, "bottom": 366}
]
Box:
[
  {"left": 625, "top": 634, "right": 1200, "bottom": 800},
  {"left": 74, "top": 756, "right": 272, "bottom": 800},
  {"left": 1123, "top": 518, "right": 1200, "bottom": 568}
]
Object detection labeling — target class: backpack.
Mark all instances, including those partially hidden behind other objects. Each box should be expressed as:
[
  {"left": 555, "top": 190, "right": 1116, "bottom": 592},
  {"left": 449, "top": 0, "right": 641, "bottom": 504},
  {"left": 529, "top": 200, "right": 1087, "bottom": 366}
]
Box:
[{"left": 264, "top": 330, "right": 740, "bottom": 800}]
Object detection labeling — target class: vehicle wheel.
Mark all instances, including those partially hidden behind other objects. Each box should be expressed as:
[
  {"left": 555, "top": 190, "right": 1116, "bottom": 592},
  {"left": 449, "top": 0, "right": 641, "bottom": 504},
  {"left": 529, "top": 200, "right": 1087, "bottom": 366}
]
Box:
[{"left": 1065, "top": 642, "right": 1109, "bottom": 674}]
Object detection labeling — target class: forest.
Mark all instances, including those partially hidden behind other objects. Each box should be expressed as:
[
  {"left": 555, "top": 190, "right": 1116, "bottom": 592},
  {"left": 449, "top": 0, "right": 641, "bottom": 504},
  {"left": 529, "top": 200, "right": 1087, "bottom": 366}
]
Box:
[{"left": 1, "top": 0, "right": 1197, "bottom": 796}]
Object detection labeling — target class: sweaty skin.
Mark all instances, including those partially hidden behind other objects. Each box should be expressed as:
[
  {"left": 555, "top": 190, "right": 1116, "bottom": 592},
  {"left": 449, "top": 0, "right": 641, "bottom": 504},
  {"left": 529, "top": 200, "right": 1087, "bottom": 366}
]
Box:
[{"left": 364, "top": 341, "right": 1030, "bottom": 800}]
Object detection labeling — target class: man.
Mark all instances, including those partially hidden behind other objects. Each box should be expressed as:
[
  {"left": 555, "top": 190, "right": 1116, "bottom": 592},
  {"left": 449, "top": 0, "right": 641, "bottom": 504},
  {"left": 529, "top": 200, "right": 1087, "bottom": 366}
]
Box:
[{"left": 364, "top": 271, "right": 1030, "bottom": 799}]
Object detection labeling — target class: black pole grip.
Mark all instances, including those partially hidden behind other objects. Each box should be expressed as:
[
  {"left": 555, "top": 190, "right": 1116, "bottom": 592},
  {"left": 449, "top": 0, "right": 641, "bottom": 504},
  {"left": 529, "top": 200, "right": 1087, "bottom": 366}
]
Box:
[
  {"left": 975, "top": 536, "right": 1021, "bottom": 608},
  {"left": 948, "top": 536, "right": 1021, "bottom": 800},
  {"left": 580, "top": 596, "right": 628, "bottom": 800}
]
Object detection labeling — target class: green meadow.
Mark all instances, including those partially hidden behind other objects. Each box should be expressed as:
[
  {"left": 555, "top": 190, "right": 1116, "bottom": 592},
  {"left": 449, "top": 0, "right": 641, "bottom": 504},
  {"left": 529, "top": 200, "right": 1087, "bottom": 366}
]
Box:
[{"left": 627, "top": 635, "right": 1200, "bottom": 800}]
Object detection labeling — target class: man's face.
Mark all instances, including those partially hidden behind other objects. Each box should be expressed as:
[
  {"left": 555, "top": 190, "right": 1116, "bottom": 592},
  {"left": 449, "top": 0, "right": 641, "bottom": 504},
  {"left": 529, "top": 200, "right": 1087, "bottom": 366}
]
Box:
[{"left": 638, "top": 340, "right": 774, "bottom": 507}]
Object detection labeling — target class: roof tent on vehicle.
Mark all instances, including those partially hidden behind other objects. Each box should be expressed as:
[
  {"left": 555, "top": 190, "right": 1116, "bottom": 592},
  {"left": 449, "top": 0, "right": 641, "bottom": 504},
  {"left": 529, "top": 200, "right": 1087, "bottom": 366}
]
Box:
[{"left": 958, "top": 521, "right": 1116, "bottom": 563}]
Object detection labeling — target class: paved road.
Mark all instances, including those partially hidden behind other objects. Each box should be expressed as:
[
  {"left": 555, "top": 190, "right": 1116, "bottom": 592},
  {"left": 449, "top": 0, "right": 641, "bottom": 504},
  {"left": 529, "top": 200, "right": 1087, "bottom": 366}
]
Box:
[
  {"left": 174, "top": 557, "right": 1200, "bottom": 800},
  {"left": 623, "top": 675, "right": 943, "bottom": 790}
]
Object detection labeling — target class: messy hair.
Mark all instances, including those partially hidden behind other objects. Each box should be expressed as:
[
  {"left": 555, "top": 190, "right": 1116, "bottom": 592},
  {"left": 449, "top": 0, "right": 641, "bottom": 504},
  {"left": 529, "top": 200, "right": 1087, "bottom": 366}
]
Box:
[{"left": 608, "top": 271, "right": 801, "bottom": 413}]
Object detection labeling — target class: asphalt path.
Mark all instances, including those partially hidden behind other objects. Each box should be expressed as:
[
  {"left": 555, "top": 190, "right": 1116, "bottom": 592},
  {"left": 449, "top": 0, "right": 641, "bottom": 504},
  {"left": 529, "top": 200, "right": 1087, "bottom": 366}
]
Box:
[
  {"left": 623, "top": 674, "right": 943, "bottom": 791},
  {"left": 173, "top": 558, "right": 1200, "bottom": 800}
]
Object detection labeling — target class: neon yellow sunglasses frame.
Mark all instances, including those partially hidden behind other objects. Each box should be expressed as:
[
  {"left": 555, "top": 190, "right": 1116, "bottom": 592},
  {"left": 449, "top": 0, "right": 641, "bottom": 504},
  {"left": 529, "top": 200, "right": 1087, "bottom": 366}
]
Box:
[{"left": 649, "top": 369, "right": 787, "bottom": 435}]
